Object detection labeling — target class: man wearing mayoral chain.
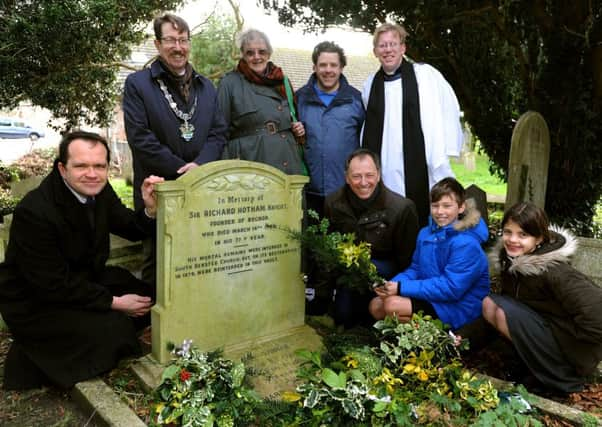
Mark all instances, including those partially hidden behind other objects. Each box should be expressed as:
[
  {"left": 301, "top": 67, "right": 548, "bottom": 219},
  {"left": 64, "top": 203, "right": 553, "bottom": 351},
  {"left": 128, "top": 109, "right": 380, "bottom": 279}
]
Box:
[{"left": 123, "top": 13, "right": 227, "bottom": 284}]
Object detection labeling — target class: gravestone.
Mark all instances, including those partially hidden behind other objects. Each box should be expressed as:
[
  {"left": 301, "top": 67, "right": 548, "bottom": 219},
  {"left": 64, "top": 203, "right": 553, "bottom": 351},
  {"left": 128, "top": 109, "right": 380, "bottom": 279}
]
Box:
[
  {"left": 465, "top": 184, "right": 489, "bottom": 226},
  {"left": 461, "top": 125, "right": 476, "bottom": 171},
  {"left": 110, "top": 140, "right": 133, "bottom": 184},
  {"left": 573, "top": 237, "right": 602, "bottom": 287},
  {"left": 505, "top": 111, "right": 550, "bottom": 209},
  {"left": 135, "top": 160, "right": 321, "bottom": 398}
]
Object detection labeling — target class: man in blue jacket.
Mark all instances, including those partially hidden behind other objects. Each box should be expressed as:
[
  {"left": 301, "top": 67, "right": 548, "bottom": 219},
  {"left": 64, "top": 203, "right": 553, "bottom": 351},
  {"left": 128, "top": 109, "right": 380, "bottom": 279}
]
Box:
[
  {"left": 297, "top": 41, "right": 365, "bottom": 217},
  {"left": 123, "top": 13, "right": 227, "bottom": 284}
]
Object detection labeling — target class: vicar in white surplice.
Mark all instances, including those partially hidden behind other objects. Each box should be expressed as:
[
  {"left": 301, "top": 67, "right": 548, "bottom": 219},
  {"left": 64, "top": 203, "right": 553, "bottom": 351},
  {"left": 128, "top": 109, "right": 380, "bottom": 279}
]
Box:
[{"left": 362, "top": 22, "right": 463, "bottom": 226}]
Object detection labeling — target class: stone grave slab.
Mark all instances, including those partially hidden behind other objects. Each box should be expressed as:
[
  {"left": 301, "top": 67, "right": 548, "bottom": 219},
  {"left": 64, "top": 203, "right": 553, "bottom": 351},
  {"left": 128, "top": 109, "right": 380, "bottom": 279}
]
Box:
[
  {"left": 505, "top": 111, "right": 550, "bottom": 209},
  {"left": 133, "top": 324, "right": 323, "bottom": 398},
  {"left": 142, "top": 160, "right": 322, "bottom": 397}
]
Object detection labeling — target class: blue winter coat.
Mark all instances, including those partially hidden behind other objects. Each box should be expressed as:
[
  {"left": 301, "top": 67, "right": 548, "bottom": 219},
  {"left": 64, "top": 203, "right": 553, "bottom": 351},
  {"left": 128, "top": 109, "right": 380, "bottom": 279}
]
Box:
[
  {"left": 296, "top": 74, "right": 365, "bottom": 197},
  {"left": 391, "top": 201, "right": 490, "bottom": 330}
]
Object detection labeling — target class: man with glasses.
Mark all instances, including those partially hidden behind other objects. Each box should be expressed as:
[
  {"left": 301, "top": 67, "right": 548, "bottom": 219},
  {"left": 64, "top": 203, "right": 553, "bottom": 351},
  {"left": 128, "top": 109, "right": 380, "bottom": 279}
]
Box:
[
  {"left": 123, "top": 13, "right": 227, "bottom": 285},
  {"left": 323, "top": 148, "right": 419, "bottom": 328},
  {"left": 362, "top": 23, "right": 463, "bottom": 227}
]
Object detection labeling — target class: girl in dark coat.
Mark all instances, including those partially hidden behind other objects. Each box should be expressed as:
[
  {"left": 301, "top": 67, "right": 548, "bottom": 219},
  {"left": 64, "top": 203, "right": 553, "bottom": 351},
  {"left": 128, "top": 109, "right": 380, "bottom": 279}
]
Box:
[{"left": 483, "top": 202, "right": 602, "bottom": 392}]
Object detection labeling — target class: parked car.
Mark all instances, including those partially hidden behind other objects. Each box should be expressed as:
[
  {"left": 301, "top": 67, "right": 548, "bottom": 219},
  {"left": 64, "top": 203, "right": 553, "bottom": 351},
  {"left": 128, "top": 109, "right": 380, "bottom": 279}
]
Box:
[{"left": 0, "top": 117, "right": 45, "bottom": 140}]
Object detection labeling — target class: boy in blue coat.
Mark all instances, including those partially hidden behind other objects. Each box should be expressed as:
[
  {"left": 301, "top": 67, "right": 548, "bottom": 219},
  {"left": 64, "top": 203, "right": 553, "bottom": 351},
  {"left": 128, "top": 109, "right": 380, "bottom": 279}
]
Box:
[{"left": 369, "top": 177, "right": 489, "bottom": 330}]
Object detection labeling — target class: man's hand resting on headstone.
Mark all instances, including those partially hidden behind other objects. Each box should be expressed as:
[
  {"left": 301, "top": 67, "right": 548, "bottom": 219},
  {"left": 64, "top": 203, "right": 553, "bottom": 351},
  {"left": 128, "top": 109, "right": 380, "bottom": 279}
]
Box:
[
  {"left": 141, "top": 175, "right": 165, "bottom": 218},
  {"left": 111, "top": 294, "right": 153, "bottom": 317}
]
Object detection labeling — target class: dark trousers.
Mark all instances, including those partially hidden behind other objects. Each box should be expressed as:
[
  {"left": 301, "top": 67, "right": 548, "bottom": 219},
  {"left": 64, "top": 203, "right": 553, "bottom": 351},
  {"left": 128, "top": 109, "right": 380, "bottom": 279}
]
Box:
[{"left": 2, "top": 266, "right": 153, "bottom": 390}]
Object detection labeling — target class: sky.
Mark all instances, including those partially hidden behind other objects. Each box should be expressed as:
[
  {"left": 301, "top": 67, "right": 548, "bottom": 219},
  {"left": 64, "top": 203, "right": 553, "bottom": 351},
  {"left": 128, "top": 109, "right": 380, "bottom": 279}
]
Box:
[{"left": 177, "top": 0, "right": 373, "bottom": 55}]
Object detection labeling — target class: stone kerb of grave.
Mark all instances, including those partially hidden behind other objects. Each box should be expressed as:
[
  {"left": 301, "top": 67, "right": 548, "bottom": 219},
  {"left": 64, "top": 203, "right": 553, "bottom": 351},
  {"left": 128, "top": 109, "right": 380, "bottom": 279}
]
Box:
[
  {"left": 134, "top": 160, "right": 322, "bottom": 398},
  {"left": 505, "top": 110, "right": 550, "bottom": 209}
]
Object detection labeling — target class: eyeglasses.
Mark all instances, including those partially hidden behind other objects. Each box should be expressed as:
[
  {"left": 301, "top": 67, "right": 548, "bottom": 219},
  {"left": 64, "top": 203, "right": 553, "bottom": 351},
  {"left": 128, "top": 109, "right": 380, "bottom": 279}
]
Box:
[
  {"left": 244, "top": 49, "right": 269, "bottom": 57},
  {"left": 376, "top": 41, "right": 404, "bottom": 50},
  {"left": 160, "top": 37, "right": 190, "bottom": 47}
]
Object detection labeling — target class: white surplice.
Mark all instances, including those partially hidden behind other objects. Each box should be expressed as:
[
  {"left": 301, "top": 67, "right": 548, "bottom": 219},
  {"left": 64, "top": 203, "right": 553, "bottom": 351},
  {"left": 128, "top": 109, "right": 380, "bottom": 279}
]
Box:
[{"left": 361, "top": 62, "right": 462, "bottom": 197}]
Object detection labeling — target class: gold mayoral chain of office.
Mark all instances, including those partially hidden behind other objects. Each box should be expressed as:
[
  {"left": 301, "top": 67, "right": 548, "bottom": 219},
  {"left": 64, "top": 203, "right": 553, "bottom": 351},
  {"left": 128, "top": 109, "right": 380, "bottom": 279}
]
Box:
[{"left": 157, "top": 79, "right": 198, "bottom": 142}]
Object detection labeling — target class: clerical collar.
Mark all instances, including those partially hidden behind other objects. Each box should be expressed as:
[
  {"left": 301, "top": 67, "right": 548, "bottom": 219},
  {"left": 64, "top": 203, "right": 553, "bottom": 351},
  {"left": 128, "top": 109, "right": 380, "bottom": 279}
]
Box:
[
  {"left": 62, "top": 178, "right": 91, "bottom": 204},
  {"left": 382, "top": 62, "right": 403, "bottom": 81}
]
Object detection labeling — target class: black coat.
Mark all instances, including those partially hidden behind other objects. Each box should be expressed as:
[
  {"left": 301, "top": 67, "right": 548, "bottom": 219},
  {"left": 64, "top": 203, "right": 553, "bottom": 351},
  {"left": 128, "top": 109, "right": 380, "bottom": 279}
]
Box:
[
  {"left": 0, "top": 165, "right": 154, "bottom": 388},
  {"left": 124, "top": 60, "right": 227, "bottom": 209},
  {"left": 324, "top": 183, "right": 419, "bottom": 274}
]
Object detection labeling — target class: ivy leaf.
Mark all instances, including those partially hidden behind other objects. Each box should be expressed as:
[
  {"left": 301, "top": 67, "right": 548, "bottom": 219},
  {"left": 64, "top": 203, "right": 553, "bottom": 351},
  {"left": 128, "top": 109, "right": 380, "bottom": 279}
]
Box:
[
  {"left": 321, "top": 368, "right": 347, "bottom": 389},
  {"left": 295, "top": 349, "right": 322, "bottom": 368},
  {"left": 230, "top": 362, "right": 245, "bottom": 388},
  {"left": 342, "top": 398, "right": 365, "bottom": 420},
  {"left": 304, "top": 389, "right": 321, "bottom": 408},
  {"left": 161, "top": 364, "right": 179, "bottom": 381},
  {"left": 372, "top": 400, "right": 388, "bottom": 413}
]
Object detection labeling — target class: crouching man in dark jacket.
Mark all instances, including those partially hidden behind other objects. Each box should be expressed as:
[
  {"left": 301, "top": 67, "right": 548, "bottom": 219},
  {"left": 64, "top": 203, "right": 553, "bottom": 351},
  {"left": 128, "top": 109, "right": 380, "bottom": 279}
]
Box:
[
  {"left": 324, "top": 148, "right": 419, "bottom": 327},
  {"left": 0, "top": 130, "right": 164, "bottom": 390}
]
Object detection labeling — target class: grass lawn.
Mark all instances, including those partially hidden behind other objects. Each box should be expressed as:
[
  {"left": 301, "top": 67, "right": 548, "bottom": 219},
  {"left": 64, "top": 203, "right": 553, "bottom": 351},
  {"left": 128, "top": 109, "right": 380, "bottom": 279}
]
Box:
[
  {"left": 450, "top": 153, "right": 506, "bottom": 197},
  {"left": 110, "top": 177, "right": 133, "bottom": 209}
]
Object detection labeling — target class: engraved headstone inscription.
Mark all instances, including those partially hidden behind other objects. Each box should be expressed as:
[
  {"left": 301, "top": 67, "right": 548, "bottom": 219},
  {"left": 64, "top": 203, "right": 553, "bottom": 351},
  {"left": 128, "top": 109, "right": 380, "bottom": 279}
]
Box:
[{"left": 141, "top": 160, "right": 322, "bottom": 397}]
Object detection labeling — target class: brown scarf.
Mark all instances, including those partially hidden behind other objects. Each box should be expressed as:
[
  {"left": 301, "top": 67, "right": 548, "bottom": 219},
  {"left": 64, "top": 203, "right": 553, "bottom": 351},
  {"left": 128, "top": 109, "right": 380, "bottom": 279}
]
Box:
[
  {"left": 236, "top": 58, "right": 290, "bottom": 100},
  {"left": 157, "top": 57, "right": 194, "bottom": 102}
]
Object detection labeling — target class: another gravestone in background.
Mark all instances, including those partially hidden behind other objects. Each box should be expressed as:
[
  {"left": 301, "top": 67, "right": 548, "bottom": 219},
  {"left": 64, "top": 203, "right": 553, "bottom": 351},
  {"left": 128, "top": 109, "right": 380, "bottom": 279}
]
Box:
[
  {"left": 465, "top": 184, "right": 488, "bottom": 226},
  {"left": 111, "top": 140, "right": 133, "bottom": 184},
  {"left": 134, "top": 160, "right": 321, "bottom": 398},
  {"left": 461, "top": 123, "right": 476, "bottom": 171},
  {"left": 573, "top": 237, "right": 602, "bottom": 287},
  {"left": 505, "top": 111, "right": 550, "bottom": 209}
]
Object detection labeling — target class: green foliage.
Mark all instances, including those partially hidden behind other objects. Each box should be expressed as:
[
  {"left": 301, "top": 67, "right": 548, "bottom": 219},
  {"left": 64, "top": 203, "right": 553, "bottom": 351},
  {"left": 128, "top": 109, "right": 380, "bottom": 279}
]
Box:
[
  {"left": 262, "top": 0, "right": 602, "bottom": 235},
  {"left": 189, "top": 13, "right": 238, "bottom": 84},
  {"left": 287, "top": 210, "right": 383, "bottom": 293},
  {"left": 151, "top": 318, "right": 552, "bottom": 426},
  {"left": 1, "top": 0, "right": 183, "bottom": 129},
  {"left": 0, "top": 165, "right": 22, "bottom": 189},
  {"left": 109, "top": 178, "right": 134, "bottom": 210},
  {"left": 0, "top": 188, "right": 19, "bottom": 218},
  {"left": 283, "top": 314, "right": 536, "bottom": 426},
  {"left": 374, "top": 314, "right": 467, "bottom": 366},
  {"left": 150, "top": 341, "right": 262, "bottom": 426}
]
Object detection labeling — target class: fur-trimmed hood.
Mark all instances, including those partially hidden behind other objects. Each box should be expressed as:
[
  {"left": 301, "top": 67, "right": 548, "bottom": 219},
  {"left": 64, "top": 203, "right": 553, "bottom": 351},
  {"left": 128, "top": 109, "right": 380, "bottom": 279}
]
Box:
[
  {"left": 489, "top": 225, "right": 579, "bottom": 276},
  {"left": 426, "top": 198, "right": 488, "bottom": 245},
  {"left": 453, "top": 198, "right": 481, "bottom": 232}
]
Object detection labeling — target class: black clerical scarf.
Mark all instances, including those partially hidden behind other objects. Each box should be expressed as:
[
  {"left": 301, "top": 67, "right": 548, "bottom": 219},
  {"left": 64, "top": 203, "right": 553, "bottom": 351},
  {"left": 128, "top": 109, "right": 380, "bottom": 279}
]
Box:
[{"left": 362, "top": 60, "right": 430, "bottom": 226}]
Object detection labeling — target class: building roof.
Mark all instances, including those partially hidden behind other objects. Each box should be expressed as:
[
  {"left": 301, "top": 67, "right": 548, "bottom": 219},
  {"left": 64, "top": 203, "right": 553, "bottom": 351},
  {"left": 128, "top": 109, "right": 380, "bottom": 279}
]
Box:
[
  {"left": 116, "top": 37, "right": 157, "bottom": 87},
  {"left": 271, "top": 48, "right": 379, "bottom": 91}
]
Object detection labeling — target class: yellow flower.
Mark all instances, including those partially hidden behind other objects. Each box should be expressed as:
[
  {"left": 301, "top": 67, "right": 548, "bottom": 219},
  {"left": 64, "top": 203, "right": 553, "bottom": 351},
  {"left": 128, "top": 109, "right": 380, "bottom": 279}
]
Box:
[
  {"left": 403, "top": 363, "right": 416, "bottom": 374},
  {"left": 373, "top": 367, "right": 403, "bottom": 394},
  {"left": 281, "top": 391, "right": 302, "bottom": 402},
  {"left": 342, "top": 355, "right": 359, "bottom": 368},
  {"left": 155, "top": 403, "right": 165, "bottom": 414},
  {"left": 417, "top": 370, "right": 429, "bottom": 382}
]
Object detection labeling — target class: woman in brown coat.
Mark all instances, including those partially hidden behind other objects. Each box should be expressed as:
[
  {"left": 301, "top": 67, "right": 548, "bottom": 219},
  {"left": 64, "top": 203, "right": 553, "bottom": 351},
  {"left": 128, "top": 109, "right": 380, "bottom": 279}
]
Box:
[{"left": 483, "top": 202, "right": 602, "bottom": 392}]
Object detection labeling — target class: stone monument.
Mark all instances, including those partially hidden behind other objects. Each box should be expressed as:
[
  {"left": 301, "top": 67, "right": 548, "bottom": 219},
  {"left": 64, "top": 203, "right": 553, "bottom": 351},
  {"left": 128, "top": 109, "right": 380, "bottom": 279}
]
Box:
[
  {"left": 134, "top": 160, "right": 322, "bottom": 398},
  {"left": 505, "top": 111, "right": 550, "bottom": 209}
]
